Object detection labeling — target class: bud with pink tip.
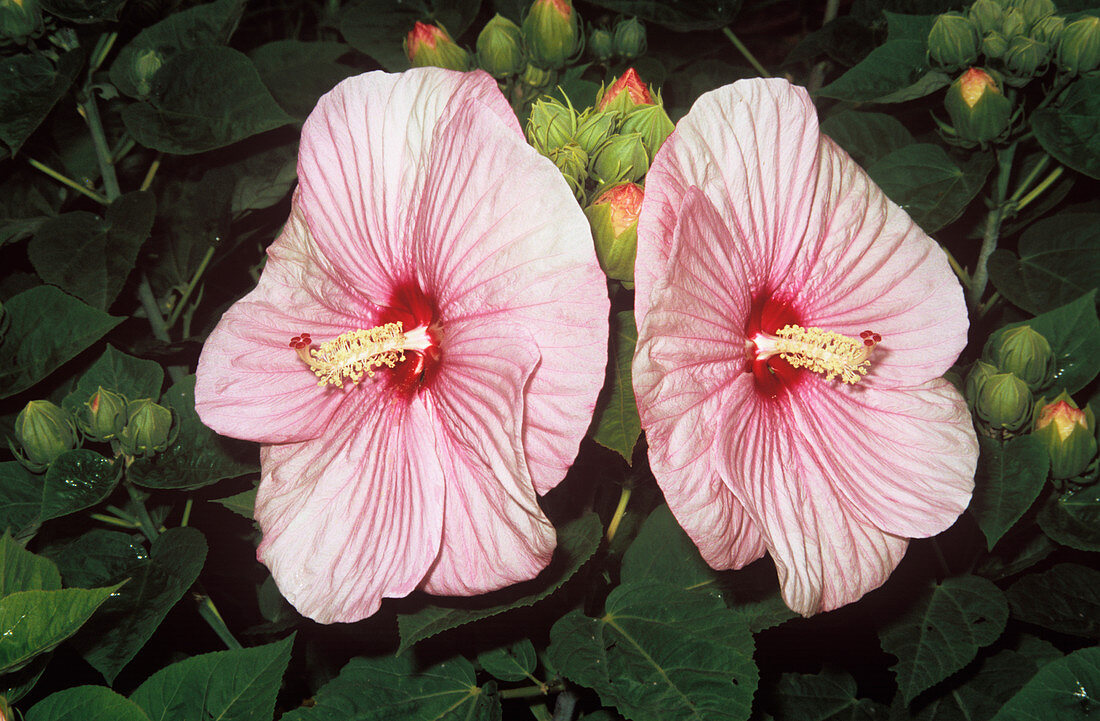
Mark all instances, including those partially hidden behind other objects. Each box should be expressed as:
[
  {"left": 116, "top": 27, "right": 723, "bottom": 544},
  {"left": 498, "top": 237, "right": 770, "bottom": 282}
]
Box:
[
  {"left": 404, "top": 21, "right": 470, "bottom": 71},
  {"left": 1034, "top": 393, "right": 1097, "bottom": 480},
  {"left": 584, "top": 182, "right": 643, "bottom": 282}
]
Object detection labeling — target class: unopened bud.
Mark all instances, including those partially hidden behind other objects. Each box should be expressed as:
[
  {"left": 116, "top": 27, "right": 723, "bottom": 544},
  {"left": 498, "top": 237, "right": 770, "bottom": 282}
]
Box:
[
  {"left": 133, "top": 49, "right": 163, "bottom": 98},
  {"left": 589, "top": 27, "right": 614, "bottom": 61},
  {"left": 983, "top": 30, "right": 1010, "bottom": 58},
  {"left": 596, "top": 68, "right": 653, "bottom": 116},
  {"left": 13, "top": 400, "right": 78, "bottom": 469},
  {"left": 1030, "top": 15, "right": 1064, "bottom": 44},
  {"left": 1034, "top": 393, "right": 1098, "bottom": 479},
  {"left": 118, "top": 399, "right": 174, "bottom": 458},
  {"left": 1001, "top": 8, "right": 1027, "bottom": 39},
  {"left": 77, "top": 386, "right": 128, "bottom": 442},
  {"left": 1009, "top": 0, "right": 1056, "bottom": 27},
  {"left": 968, "top": 0, "right": 1004, "bottom": 36},
  {"left": 966, "top": 359, "right": 1000, "bottom": 408},
  {"left": 521, "top": 63, "right": 554, "bottom": 88},
  {"left": 945, "top": 68, "right": 1012, "bottom": 143},
  {"left": 477, "top": 14, "right": 525, "bottom": 78},
  {"left": 404, "top": 22, "right": 470, "bottom": 71},
  {"left": 585, "top": 182, "right": 643, "bottom": 281},
  {"left": 974, "top": 371, "right": 1033, "bottom": 432},
  {"left": 1002, "top": 35, "right": 1049, "bottom": 78},
  {"left": 522, "top": 0, "right": 581, "bottom": 70},
  {"left": 985, "top": 325, "right": 1053, "bottom": 391},
  {"left": 613, "top": 17, "right": 646, "bottom": 59},
  {"left": 547, "top": 143, "right": 588, "bottom": 200},
  {"left": 0, "top": 0, "right": 40, "bottom": 40},
  {"left": 620, "top": 103, "right": 674, "bottom": 157},
  {"left": 591, "top": 132, "right": 649, "bottom": 185},
  {"left": 929, "top": 12, "right": 980, "bottom": 68},
  {"left": 573, "top": 109, "right": 618, "bottom": 156},
  {"left": 1057, "top": 16, "right": 1100, "bottom": 74},
  {"left": 526, "top": 96, "right": 577, "bottom": 153}
]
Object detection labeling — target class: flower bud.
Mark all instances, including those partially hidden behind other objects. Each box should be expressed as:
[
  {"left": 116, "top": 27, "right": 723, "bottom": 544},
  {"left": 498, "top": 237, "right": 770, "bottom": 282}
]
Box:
[
  {"left": 1030, "top": 15, "right": 1064, "bottom": 44},
  {"left": 522, "top": 0, "right": 581, "bottom": 70},
  {"left": 0, "top": 0, "right": 41, "bottom": 41},
  {"left": 573, "top": 109, "right": 618, "bottom": 156},
  {"left": 620, "top": 103, "right": 674, "bottom": 157},
  {"left": 1033, "top": 393, "right": 1098, "bottom": 479},
  {"left": 985, "top": 325, "right": 1053, "bottom": 391},
  {"left": 585, "top": 182, "right": 643, "bottom": 281},
  {"left": 968, "top": 0, "right": 1004, "bottom": 36},
  {"left": 477, "top": 14, "right": 525, "bottom": 78},
  {"left": 591, "top": 132, "right": 649, "bottom": 185},
  {"left": 974, "top": 371, "right": 1033, "bottom": 432},
  {"left": 521, "top": 63, "right": 554, "bottom": 88},
  {"left": 547, "top": 143, "right": 588, "bottom": 200},
  {"left": 118, "top": 398, "right": 174, "bottom": 458},
  {"left": 1002, "top": 35, "right": 1049, "bottom": 78},
  {"left": 596, "top": 68, "right": 654, "bottom": 116},
  {"left": 983, "top": 31, "right": 1010, "bottom": 58},
  {"left": 1008, "top": 0, "right": 1056, "bottom": 27},
  {"left": 929, "top": 12, "right": 980, "bottom": 69},
  {"left": 1001, "top": 8, "right": 1027, "bottom": 39},
  {"left": 404, "top": 21, "right": 470, "bottom": 71},
  {"left": 13, "top": 400, "right": 78, "bottom": 469},
  {"left": 589, "top": 27, "right": 614, "bottom": 61},
  {"left": 1057, "top": 16, "right": 1100, "bottom": 74},
  {"left": 945, "top": 68, "right": 1013, "bottom": 143},
  {"left": 613, "top": 17, "right": 646, "bottom": 59},
  {"left": 77, "top": 386, "right": 128, "bottom": 442},
  {"left": 133, "top": 49, "right": 163, "bottom": 98},
  {"left": 966, "top": 359, "right": 1000, "bottom": 408},
  {"left": 526, "top": 96, "right": 577, "bottom": 153}
]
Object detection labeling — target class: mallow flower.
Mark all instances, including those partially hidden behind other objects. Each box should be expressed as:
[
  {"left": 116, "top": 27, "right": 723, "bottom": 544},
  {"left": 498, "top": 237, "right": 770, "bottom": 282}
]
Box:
[
  {"left": 195, "top": 68, "right": 608, "bottom": 623},
  {"left": 633, "top": 79, "right": 978, "bottom": 616}
]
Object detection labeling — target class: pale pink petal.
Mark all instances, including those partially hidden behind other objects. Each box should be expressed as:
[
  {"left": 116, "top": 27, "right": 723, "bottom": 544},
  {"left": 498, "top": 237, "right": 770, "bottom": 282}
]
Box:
[
  {"left": 411, "top": 94, "right": 609, "bottom": 495},
  {"left": 254, "top": 395, "right": 445, "bottom": 623},
  {"left": 420, "top": 318, "right": 555, "bottom": 595}
]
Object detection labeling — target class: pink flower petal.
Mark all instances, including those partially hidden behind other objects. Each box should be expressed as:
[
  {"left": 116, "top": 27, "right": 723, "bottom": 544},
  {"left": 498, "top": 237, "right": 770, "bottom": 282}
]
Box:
[{"left": 254, "top": 395, "right": 445, "bottom": 623}]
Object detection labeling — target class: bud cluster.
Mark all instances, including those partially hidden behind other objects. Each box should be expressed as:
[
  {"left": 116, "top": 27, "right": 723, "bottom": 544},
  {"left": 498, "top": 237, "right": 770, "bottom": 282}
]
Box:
[{"left": 588, "top": 17, "right": 646, "bottom": 63}]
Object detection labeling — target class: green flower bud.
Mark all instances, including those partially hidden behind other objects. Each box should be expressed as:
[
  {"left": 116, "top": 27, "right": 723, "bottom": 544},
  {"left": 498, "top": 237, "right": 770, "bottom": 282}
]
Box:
[
  {"left": 969, "top": 0, "right": 1004, "bottom": 36},
  {"left": 526, "top": 96, "right": 577, "bottom": 153},
  {"left": 573, "top": 109, "right": 618, "bottom": 156},
  {"left": 1057, "top": 16, "right": 1100, "bottom": 75},
  {"left": 1030, "top": 15, "right": 1064, "bottom": 44},
  {"left": 945, "top": 68, "right": 1013, "bottom": 143},
  {"left": 929, "top": 12, "right": 980, "bottom": 69},
  {"left": 13, "top": 400, "right": 78, "bottom": 469},
  {"left": 522, "top": 0, "right": 581, "bottom": 70},
  {"left": 404, "top": 21, "right": 470, "bottom": 71},
  {"left": 77, "top": 386, "right": 128, "bottom": 442},
  {"left": 1033, "top": 393, "right": 1098, "bottom": 479},
  {"left": 613, "top": 17, "right": 646, "bottom": 59},
  {"left": 584, "top": 182, "right": 643, "bottom": 281},
  {"left": 477, "top": 14, "right": 525, "bottom": 78},
  {"left": 133, "top": 49, "right": 163, "bottom": 98},
  {"left": 547, "top": 143, "right": 588, "bottom": 200},
  {"left": 1007, "top": 0, "right": 1056, "bottom": 27},
  {"left": 591, "top": 132, "right": 649, "bottom": 185},
  {"left": 1001, "top": 8, "right": 1027, "bottom": 39},
  {"left": 620, "top": 103, "right": 674, "bottom": 157},
  {"left": 983, "top": 30, "right": 1010, "bottom": 58},
  {"left": 966, "top": 359, "right": 1000, "bottom": 408},
  {"left": 589, "top": 27, "right": 614, "bottom": 62},
  {"left": 596, "top": 68, "right": 654, "bottom": 117},
  {"left": 0, "top": 0, "right": 41, "bottom": 41},
  {"left": 974, "top": 371, "right": 1033, "bottom": 432},
  {"left": 521, "top": 63, "right": 554, "bottom": 88},
  {"left": 119, "top": 398, "right": 174, "bottom": 458},
  {"left": 1002, "top": 35, "right": 1049, "bottom": 78},
  {"left": 985, "top": 325, "right": 1054, "bottom": 391}
]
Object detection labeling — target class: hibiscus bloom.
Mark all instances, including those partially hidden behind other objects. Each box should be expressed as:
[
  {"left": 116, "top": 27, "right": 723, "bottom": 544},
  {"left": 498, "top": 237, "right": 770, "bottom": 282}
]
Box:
[
  {"left": 632, "top": 79, "right": 978, "bottom": 616},
  {"left": 195, "top": 68, "right": 608, "bottom": 623}
]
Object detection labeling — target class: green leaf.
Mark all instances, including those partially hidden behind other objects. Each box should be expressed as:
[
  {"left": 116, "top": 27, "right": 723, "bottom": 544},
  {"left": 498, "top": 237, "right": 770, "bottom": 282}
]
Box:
[
  {"left": 773, "top": 670, "right": 887, "bottom": 721},
  {"left": 592, "top": 310, "right": 641, "bottom": 463},
  {"left": 62, "top": 344, "right": 165, "bottom": 415},
  {"left": 820, "top": 111, "right": 915, "bottom": 168},
  {"left": 1008, "top": 563, "right": 1100, "bottom": 640},
  {"left": 0, "top": 462, "right": 42, "bottom": 539},
  {"left": 129, "top": 375, "right": 258, "bottom": 490},
  {"left": 0, "top": 583, "right": 122, "bottom": 674},
  {"left": 339, "top": 0, "right": 418, "bottom": 71},
  {"left": 281, "top": 654, "right": 499, "bottom": 721},
  {"left": 912, "top": 647, "right": 1047, "bottom": 721},
  {"left": 221, "top": 141, "right": 299, "bottom": 217},
  {"left": 28, "top": 192, "right": 156, "bottom": 310},
  {"left": 548, "top": 580, "right": 758, "bottom": 721},
  {"left": 39, "top": 450, "right": 120, "bottom": 523},
  {"left": 477, "top": 639, "right": 537, "bottom": 683},
  {"left": 974, "top": 530, "right": 1057, "bottom": 582},
  {"left": 27, "top": 685, "right": 152, "bottom": 721},
  {"left": 123, "top": 47, "right": 293, "bottom": 155},
  {"left": 582, "top": 0, "right": 742, "bottom": 31},
  {"left": 970, "top": 435, "right": 1050, "bottom": 550},
  {"left": 879, "top": 576, "right": 1009, "bottom": 704},
  {"left": 251, "top": 40, "right": 357, "bottom": 120},
  {"left": 818, "top": 42, "right": 946, "bottom": 103},
  {"left": 1038, "top": 483, "right": 1100, "bottom": 551},
  {"left": 38, "top": 0, "right": 126, "bottom": 22},
  {"left": 212, "top": 488, "right": 255, "bottom": 519},
  {"left": 0, "top": 51, "right": 82, "bottom": 155},
  {"left": 129, "top": 635, "right": 293, "bottom": 721},
  {"left": 396, "top": 512, "right": 601, "bottom": 654},
  {"left": 0, "top": 285, "right": 123, "bottom": 399},
  {"left": 990, "top": 647, "right": 1100, "bottom": 721},
  {"left": 2, "top": 653, "right": 51, "bottom": 704},
  {"left": 45, "top": 527, "right": 208, "bottom": 683},
  {"left": 868, "top": 145, "right": 993, "bottom": 232},
  {"left": 1001, "top": 291, "right": 1100, "bottom": 395},
  {"left": 0, "top": 533, "right": 61, "bottom": 596},
  {"left": 1032, "top": 76, "right": 1100, "bottom": 180}
]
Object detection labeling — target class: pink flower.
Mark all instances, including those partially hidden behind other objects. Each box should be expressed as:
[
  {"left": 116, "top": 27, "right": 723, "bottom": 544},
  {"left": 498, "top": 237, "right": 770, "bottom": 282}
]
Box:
[
  {"left": 195, "top": 69, "right": 608, "bottom": 623},
  {"left": 632, "top": 79, "right": 978, "bottom": 616}
]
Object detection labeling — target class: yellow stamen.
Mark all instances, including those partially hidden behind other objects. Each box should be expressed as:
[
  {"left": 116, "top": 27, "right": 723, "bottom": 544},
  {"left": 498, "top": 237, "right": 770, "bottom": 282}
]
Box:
[
  {"left": 754, "top": 324, "right": 879, "bottom": 384},
  {"left": 299, "top": 322, "right": 421, "bottom": 388}
]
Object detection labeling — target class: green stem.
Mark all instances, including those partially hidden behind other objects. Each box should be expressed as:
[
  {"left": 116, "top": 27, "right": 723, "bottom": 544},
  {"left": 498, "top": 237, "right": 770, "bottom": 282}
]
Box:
[
  {"left": 499, "top": 681, "right": 565, "bottom": 699},
  {"left": 721, "top": 27, "right": 769, "bottom": 78},
  {"left": 26, "top": 157, "right": 109, "bottom": 205},
  {"left": 167, "top": 245, "right": 215, "bottom": 329},
  {"left": 968, "top": 205, "right": 1004, "bottom": 309},
  {"left": 529, "top": 705, "right": 554, "bottom": 721},
  {"left": 197, "top": 595, "right": 243, "bottom": 650},
  {"left": 89, "top": 512, "right": 140, "bottom": 529},
  {"left": 1008, "top": 154, "right": 1050, "bottom": 204},
  {"left": 87, "top": 32, "right": 118, "bottom": 74},
  {"left": 138, "top": 274, "right": 186, "bottom": 383},
  {"left": 931, "top": 537, "right": 951, "bottom": 577},
  {"left": 111, "top": 134, "right": 136, "bottom": 165},
  {"left": 181, "top": 498, "right": 193, "bottom": 528},
  {"left": 606, "top": 485, "right": 632, "bottom": 542},
  {"left": 79, "top": 91, "right": 121, "bottom": 201},
  {"left": 125, "top": 481, "right": 160, "bottom": 544},
  {"left": 140, "top": 154, "right": 162, "bottom": 192},
  {"left": 1016, "top": 166, "right": 1063, "bottom": 212}
]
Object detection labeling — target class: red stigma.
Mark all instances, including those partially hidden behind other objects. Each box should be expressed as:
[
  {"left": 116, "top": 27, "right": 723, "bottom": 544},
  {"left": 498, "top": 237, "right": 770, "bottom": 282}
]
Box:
[{"left": 289, "top": 333, "right": 312, "bottom": 349}]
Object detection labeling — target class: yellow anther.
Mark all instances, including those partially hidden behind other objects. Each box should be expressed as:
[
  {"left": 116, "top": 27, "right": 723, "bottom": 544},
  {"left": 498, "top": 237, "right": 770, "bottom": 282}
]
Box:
[
  {"left": 305, "top": 323, "right": 408, "bottom": 388},
  {"left": 771, "top": 324, "right": 878, "bottom": 384}
]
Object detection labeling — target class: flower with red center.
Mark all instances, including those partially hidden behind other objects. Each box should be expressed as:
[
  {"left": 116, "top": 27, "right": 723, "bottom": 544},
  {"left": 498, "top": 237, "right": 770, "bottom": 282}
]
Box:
[
  {"left": 597, "top": 68, "right": 653, "bottom": 112},
  {"left": 195, "top": 68, "right": 608, "bottom": 623},
  {"left": 632, "top": 79, "right": 978, "bottom": 616}
]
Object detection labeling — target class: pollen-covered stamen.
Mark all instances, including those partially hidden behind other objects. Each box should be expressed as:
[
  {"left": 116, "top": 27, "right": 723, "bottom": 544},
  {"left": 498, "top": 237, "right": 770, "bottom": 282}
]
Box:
[
  {"left": 753, "top": 324, "right": 881, "bottom": 384},
  {"left": 291, "top": 323, "right": 433, "bottom": 388}
]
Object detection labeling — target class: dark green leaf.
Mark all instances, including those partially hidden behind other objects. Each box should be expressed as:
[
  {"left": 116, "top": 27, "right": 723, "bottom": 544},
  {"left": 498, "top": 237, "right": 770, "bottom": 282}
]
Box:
[
  {"left": 396, "top": 513, "right": 601, "bottom": 654},
  {"left": 0, "top": 285, "right": 123, "bottom": 399},
  {"left": 0, "top": 51, "right": 82, "bottom": 155},
  {"left": 1032, "top": 77, "right": 1100, "bottom": 180},
  {"left": 281, "top": 654, "right": 499, "bottom": 721},
  {"left": 251, "top": 40, "right": 357, "bottom": 120},
  {"left": 879, "top": 576, "right": 1009, "bottom": 704},
  {"left": 62, "top": 344, "right": 165, "bottom": 415},
  {"left": 774, "top": 670, "right": 887, "bottom": 721},
  {"left": 583, "top": 0, "right": 742, "bottom": 31},
  {"left": 0, "top": 583, "right": 122, "bottom": 674},
  {"left": 592, "top": 310, "right": 641, "bottom": 463},
  {"left": 201, "top": 140, "right": 298, "bottom": 219},
  {"left": 0, "top": 533, "right": 61, "bottom": 596},
  {"left": 818, "top": 43, "right": 945, "bottom": 103},
  {"left": 123, "top": 47, "right": 292, "bottom": 155},
  {"left": 1008, "top": 563, "right": 1100, "bottom": 640},
  {"left": 40, "top": 450, "right": 119, "bottom": 523},
  {"left": 129, "top": 375, "right": 258, "bottom": 490},
  {"left": 1001, "top": 291, "right": 1100, "bottom": 395},
  {"left": 477, "top": 639, "right": 537, "bottom": 683},
  {"left": 971, "top": 435, "right": 1050, "bottom": 550},
  {"left": 28, "top": 192, "right": 156, "bottom": 310},
  {"left": 2, "top": 653, "right": 51, "bottom": 704},
  {"left": 548, "top": 580, "right": 757, "bottom": 721},
  {"left": 912, "top": 647, "right": 1046, "bottom": 721},
  {"left": 339, "top": 0, "right": 419, "bottom": 71},
  {"left": 27, "top": 685, "right": 151, "bottom": 721},
  {"left": 1038, "top": 483, "right": 1100, "bottom": 551},
  {"left": 129, "top": 635, "right": 293, "bottom": 721},
  {"left": 212, "top": 489, "right": 255, "bottom": 519},
  {"left": 988, "top": 213, "right": 1100, "bottom": 316},
  {"left": 0, "top": 462, "right": 42, "bottom": 539},
  {"left": 990, "top": 647, "right": 1100, "bottom": 721},
  {"left": 38, "top": 0, "right": 125, "bottom": 22},
  {"left": 974, "top": 530, "right": 1057, "bottom": 581},
  {"left": 868, "top": 145, "right": 993, "bottom": 232},
  {"left": 0, "top": 168, "right": 59, "bottom": 245},
  {"left": 46, "top": 528, "right": 208, "bottom": 683},
  {"left": 821, "top": 111, "right": 915, "bottom": 168}
]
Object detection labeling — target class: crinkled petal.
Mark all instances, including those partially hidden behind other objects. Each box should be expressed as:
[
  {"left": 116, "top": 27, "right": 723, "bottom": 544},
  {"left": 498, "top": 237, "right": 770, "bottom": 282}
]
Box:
[
  {"left": 254, "top": 394, "right": 445, "bottom": 623},
  {"left": 196, "top": 206, "right": 380, "bottom": 444},
  {"left": 412, "top": 92, "right": 609, "bottom": 495},
  {"left": 420, "top": 317, "right": 555, "bottom": 595}
]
